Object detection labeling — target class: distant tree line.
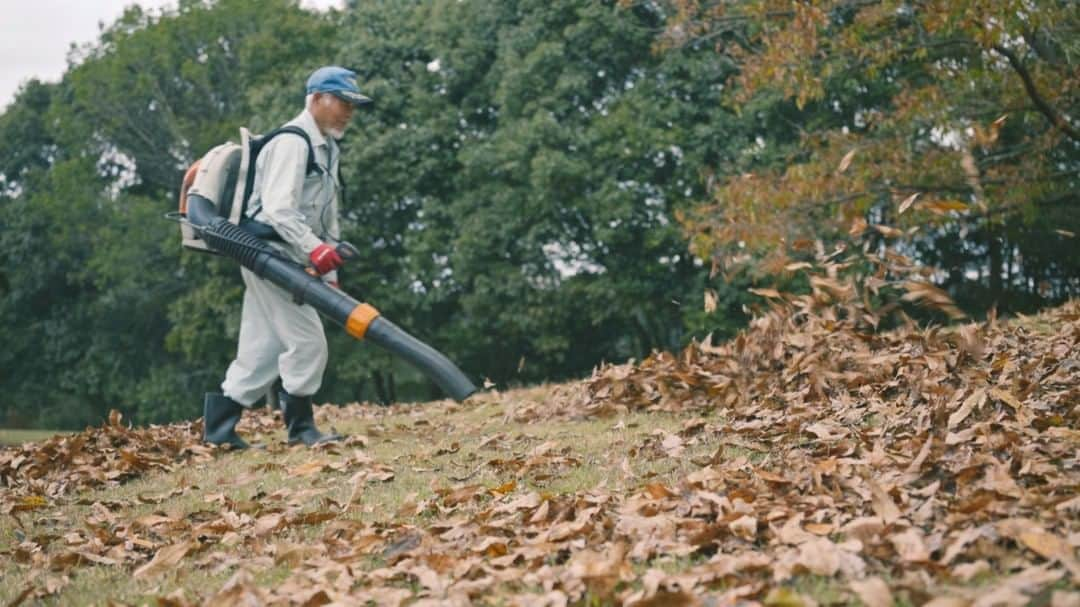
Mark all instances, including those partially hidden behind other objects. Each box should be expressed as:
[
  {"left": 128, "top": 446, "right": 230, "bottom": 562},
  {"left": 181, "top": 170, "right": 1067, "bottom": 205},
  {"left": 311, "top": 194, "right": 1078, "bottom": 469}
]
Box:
[{"left": 1, "top": 0, "right": 1075, "bottom": 428}]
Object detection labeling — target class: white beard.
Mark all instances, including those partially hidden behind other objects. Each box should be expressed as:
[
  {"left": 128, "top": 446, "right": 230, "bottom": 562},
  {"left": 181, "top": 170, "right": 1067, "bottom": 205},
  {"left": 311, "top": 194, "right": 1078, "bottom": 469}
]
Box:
[{"left": 326, "top": 126, "right": 346, "bottom": 141}]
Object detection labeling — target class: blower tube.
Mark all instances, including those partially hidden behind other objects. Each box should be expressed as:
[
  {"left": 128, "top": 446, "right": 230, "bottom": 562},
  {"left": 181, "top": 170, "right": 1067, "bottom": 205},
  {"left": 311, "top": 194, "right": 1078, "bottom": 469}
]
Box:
[{"left": 186, "top": 194, "right": 477, "bottom": 402}]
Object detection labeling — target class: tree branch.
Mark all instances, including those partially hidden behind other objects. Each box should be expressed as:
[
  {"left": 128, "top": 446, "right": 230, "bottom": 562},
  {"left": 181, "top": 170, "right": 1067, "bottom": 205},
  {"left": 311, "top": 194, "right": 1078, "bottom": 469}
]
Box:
[{"left": 993, "top": 44, "right": 1080, "bottom": 142}]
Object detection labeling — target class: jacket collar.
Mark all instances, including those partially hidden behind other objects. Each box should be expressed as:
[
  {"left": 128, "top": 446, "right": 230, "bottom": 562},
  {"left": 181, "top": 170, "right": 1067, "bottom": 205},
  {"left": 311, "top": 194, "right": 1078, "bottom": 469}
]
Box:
[{"left": 293, "top": 109, "right": 328, "bottom": 147}]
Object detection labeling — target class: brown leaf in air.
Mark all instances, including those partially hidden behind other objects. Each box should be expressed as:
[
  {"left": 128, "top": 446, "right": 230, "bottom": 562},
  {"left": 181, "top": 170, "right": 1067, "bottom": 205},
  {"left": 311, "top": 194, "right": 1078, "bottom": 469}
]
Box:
[
  {"left": 836, "top": 148, "right": 856, "bottom": 174},
  {"left": 704, "top": 289, "right": 718, "bottom": 313},
  {"left": 898, "top": 192, "right": 920, "bottom": 214}
]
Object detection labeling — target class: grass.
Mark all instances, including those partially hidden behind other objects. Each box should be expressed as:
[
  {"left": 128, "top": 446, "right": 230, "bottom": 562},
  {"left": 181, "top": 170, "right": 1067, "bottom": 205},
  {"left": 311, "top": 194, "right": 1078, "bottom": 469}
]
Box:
[
  {"left": 2, "top": 386, "right": 682, "bottom": 603},
  {"left": 1, "top": 386, "right": 714, "bottom": 603},
  {"left": 0, "top": 429, "right": 63, "bottom": 446}
]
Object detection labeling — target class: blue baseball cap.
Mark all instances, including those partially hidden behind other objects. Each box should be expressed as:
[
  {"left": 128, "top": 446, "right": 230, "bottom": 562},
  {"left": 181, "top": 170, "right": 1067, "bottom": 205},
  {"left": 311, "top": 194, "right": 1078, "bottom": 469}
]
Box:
[{"left": 306, "top": 66, "right": 372, "bottom": 106}]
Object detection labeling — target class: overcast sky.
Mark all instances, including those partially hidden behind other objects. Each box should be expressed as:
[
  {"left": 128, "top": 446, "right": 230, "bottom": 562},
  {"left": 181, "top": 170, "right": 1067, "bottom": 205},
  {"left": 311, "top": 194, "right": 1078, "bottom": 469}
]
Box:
[{"left": 0, "top": 0, "right": 341, "bottom": 112}]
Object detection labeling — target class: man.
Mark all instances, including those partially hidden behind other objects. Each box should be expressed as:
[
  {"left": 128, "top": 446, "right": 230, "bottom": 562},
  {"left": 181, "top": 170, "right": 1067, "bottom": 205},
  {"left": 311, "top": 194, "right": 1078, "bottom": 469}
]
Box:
[{"left": 202, "top": 66, "right": 372, "bottom": 448}]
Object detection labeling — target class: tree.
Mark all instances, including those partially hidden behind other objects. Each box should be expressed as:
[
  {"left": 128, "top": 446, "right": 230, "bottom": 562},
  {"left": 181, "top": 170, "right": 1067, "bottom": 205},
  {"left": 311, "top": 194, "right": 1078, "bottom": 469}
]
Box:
[
  {"left": 311, "top": 0, "right": 751, "bottom": 402},
  {"left": 0, "top": 0, "right": 336, "bottom": 427},
  {"left": 656, "top": 0, "right": 1080, "bottom": 312}
]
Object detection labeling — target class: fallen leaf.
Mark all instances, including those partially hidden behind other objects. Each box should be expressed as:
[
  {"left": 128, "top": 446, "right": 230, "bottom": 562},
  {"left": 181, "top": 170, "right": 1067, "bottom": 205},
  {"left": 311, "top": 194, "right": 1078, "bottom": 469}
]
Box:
[
  {"left": 869, "top": 481, "right": 902, "bottom": 524},
  {"left": 849, "top": 577, "right": 893, "bottom": 607},
  {"left": 133, "top": 541, "right": 193, "bottom": 578},
  {"left": 948, "top": 389, "right": 986, "bottom": 429},
  {"left": 288, "top": 460, "right": 330, "bottom": 477},
  {"left": 889, "top": 528, "right": 930, "bottom": 562},
  {"left": 729, "top": 515, "right": 757, "bottom": 541},
  {"left": 1017, "top": 531, "right": 1080, "bottom": 578},
  {"left": 1051, "top": 591, "right": 1080, "bottom": 607}
]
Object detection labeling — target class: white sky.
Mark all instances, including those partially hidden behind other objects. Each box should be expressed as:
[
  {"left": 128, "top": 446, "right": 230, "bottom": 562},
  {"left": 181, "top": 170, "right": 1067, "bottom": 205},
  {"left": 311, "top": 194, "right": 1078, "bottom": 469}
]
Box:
[{"left": 0, "top": 0, "right": 341, "bottom": 112}]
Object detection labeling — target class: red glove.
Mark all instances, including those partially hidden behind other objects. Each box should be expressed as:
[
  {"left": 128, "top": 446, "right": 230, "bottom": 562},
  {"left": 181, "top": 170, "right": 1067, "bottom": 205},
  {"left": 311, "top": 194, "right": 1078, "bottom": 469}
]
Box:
[{"left": 309, "top": 243, "right": 343, "bottom": 275}]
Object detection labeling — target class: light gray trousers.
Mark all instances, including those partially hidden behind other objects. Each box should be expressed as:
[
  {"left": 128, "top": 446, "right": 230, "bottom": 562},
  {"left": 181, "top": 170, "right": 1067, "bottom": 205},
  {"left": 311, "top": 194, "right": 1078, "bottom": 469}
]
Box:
[{"left": 221, "top": 267, "right": 328, "bottom": 406}]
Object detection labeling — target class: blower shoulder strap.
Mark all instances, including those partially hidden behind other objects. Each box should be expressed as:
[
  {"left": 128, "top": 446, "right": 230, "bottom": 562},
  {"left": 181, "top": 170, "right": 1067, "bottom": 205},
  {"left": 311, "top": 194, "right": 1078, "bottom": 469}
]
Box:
[
  {"left": 238, "top": 125, "right": 325, "bottom": 223},
  {"left": 255, "top": 125, "right": 323, "bottom": 177}
]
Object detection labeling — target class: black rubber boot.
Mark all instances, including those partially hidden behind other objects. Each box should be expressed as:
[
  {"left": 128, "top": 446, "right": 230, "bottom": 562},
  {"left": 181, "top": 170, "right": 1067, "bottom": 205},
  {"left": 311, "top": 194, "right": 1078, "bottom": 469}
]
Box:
[
  {"left": 203, "top": 392, "right": 249, "bottom": 449},
  {"left": 280, "top": 390, "right": 341, "bottom": 446}
]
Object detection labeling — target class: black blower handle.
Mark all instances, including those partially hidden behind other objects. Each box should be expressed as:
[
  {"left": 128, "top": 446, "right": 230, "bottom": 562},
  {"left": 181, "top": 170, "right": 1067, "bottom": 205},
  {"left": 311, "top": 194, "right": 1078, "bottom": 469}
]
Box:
[
  {"left": 335, "top": 241, "right": 360, "bottom": 263},
  {"left": 303, "top": 241, "right": 358, "bottom": 273}
]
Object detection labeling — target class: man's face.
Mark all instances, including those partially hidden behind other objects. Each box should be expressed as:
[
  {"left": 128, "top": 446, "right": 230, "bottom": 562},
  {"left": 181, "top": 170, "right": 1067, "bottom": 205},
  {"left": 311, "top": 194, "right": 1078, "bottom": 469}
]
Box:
[{"left": 313, "top": 93, "right": 356, "bottom": 140}]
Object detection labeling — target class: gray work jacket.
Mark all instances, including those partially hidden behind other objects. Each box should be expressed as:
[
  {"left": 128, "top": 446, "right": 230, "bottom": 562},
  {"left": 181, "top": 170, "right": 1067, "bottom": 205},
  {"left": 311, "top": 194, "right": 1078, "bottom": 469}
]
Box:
[{"left": 247, "top": 109, "right": 341, "bottom": 282}]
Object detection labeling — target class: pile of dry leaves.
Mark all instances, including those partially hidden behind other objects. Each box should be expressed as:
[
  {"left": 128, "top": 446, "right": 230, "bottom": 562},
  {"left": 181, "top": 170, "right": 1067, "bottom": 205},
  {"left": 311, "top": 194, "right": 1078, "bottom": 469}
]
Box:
[
  {"left": 0, "top": 398, "right": 382, "bottom": 506},
  {"left": 499, "top": 252, "right": 1079, "bottom": 605},
  {"left": 0, "top": 411, "right": 213, "bottom": 504}
]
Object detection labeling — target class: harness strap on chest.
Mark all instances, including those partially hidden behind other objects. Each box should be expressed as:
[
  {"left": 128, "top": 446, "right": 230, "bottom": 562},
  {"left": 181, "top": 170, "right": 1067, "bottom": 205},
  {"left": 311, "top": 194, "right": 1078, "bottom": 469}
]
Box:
[{"left": 242, "top": 126, "right": 329, "bottom": 227}]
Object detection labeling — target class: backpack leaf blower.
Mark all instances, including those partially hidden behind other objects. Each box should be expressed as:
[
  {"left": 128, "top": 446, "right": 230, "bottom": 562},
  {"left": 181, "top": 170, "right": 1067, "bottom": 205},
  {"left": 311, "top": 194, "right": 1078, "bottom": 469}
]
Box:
[{"left": 171, "top": 128, "right": 477, "bottom": 403}]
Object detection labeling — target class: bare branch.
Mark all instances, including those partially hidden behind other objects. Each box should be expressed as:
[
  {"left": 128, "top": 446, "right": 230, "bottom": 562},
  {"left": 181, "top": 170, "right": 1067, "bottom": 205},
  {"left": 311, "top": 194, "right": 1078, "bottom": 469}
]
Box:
[{"left": 993, "top": 44, "right": 1080, "bottom": 143}]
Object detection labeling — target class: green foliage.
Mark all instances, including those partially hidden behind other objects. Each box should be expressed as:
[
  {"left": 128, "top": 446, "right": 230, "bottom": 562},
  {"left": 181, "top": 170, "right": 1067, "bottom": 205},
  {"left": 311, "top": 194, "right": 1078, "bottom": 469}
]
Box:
[
  {"left": 0, "top": 0, "right": 335, "bottom": 427},
  {"left": 309, "top": 0, "right": 752, "bottom": 405},
  {"left": 6, "top": 0, "right": 1070, "bottom": 428},
  {"left": 664, "top": 0, "right": 1080, "bottom": 314}
]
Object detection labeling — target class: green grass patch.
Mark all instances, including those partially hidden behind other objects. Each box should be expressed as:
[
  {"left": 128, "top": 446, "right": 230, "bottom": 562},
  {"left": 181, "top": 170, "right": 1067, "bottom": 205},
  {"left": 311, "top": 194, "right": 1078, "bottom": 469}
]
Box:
[{"left": 0, "top": 428, "right": 64, "bottom": 445}]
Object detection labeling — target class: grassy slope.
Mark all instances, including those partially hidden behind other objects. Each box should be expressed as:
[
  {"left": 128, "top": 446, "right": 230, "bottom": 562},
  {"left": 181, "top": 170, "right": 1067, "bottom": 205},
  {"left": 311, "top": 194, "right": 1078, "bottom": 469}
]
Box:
[{"left": 1, "top": 386, "right": 739, "bottom": 605}]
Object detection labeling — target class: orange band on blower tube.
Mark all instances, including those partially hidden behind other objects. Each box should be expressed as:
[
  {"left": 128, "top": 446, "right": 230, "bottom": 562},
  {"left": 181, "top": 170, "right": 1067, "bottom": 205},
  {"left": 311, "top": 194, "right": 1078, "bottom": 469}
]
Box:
[{"left": 345, "top": 303, "right": 380, "bottom": 339}]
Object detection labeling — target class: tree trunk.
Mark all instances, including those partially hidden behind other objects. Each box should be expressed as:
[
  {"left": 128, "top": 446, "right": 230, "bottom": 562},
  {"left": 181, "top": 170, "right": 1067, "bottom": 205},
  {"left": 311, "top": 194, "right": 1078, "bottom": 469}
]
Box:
[
  {"left": 988, "top": 228, "right": 1003, "bottom": 307},
  {"left": 372, "top": 370, "right": 390, "bottom": 406}
]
